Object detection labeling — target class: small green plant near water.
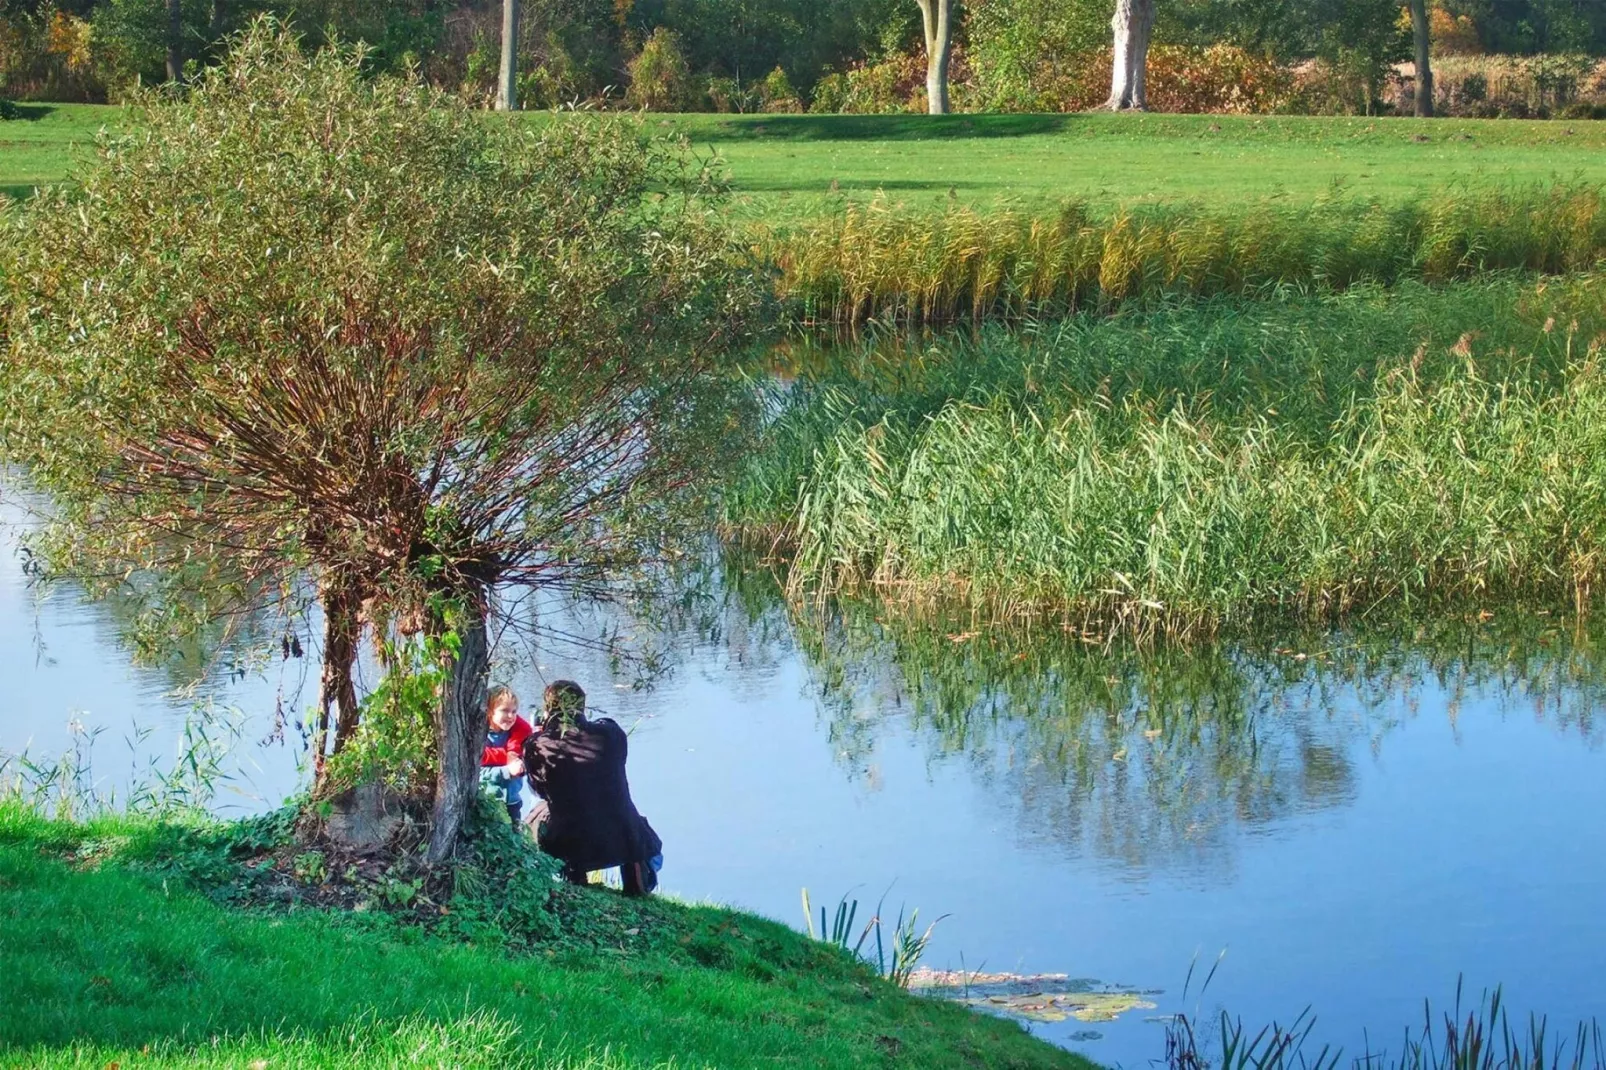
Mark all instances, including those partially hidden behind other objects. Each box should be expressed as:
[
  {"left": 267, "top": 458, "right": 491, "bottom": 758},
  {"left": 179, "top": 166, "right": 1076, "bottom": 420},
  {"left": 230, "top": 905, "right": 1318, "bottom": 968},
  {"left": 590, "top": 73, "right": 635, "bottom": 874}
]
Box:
[
  {"left": 320, "top": 632, "right": 449, "bottom": 795},
  {"left": 802, "top": 886, "right": 948, "bottom": 987},
  {"left": 0, "top": 711, "right": 242, "bottom": 820}
]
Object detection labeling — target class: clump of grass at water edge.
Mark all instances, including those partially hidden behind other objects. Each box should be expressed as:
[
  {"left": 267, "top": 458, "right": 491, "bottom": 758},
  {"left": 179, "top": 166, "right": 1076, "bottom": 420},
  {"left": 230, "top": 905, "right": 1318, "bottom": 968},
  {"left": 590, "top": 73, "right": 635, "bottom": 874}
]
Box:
[
  {"left": 725, "top": 276, "right": 1606, "bottom": 638},
  {"left": 764, "top": 184, "right": 1606, "bottom": 327}
]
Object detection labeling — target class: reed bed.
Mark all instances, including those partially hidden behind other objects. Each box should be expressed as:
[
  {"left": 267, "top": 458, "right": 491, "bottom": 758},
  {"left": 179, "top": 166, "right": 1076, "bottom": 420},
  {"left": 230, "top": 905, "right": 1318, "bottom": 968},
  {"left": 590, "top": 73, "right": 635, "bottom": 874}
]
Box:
[
  {"left": 763, "top": 185, "right": 1606, "bottom": 328},
  {"left": 726, "top": 277, "right": 1606, "bottom": 638}
]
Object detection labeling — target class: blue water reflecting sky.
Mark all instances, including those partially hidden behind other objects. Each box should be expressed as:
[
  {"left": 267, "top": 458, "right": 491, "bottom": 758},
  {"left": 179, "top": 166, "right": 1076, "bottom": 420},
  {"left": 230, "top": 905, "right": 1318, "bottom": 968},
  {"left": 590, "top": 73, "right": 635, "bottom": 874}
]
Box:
[{"left": 4, "top": 517, "right": 1604, "bottom": 1067}]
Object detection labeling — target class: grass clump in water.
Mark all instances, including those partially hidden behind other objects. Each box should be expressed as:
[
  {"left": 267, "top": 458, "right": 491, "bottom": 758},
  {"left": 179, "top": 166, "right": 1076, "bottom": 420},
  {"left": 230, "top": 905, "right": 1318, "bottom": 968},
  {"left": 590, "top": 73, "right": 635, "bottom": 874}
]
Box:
[{"left": 728, "top": 277, "right": 1606, "bottom": 637}]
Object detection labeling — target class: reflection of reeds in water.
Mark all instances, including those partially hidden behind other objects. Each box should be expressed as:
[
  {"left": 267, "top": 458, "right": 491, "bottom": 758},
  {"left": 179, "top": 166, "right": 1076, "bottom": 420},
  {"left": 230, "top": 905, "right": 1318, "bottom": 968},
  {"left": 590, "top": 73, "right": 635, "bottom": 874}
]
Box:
[
  {"left": 765, "top": 186, "right": 1606, "bottom": 328},
  {"left": 707, "top": 561, "right": 1606, "bottom": 871},
  {"left": 728, "top": 277, "right": 1606, "bottom": 638},
  {"left": 1165, "top": 976, "right": 1604, "bottom": 1070}
]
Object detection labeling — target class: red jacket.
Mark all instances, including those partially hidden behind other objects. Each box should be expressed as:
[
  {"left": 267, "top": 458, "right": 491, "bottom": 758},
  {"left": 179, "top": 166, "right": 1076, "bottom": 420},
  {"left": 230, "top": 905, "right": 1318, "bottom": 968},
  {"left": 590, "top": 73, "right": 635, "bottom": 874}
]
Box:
[{"left": 482, "top": 715, "right": 535, "bottom": 768}]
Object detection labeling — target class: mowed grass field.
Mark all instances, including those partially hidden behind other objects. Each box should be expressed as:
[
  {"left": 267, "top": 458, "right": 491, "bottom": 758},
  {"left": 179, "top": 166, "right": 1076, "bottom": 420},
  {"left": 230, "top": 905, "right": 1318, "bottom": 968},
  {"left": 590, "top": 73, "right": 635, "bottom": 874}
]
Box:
[{"left": 5, "top": 102, "right": 1606, "bottom": 219}]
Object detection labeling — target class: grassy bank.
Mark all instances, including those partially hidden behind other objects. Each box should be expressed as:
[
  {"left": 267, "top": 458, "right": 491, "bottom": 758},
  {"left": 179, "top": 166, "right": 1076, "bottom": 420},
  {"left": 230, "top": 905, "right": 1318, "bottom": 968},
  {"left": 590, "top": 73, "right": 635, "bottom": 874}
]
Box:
[
  {"left": 7, "top": 105, "right": 1606, "bottom": 219},
  {"left": 726, "top": 276, "right": 1606, "bottom": 637},
  {"left": 0, "top": 804, "right": 1088, "bottom": 1069}
]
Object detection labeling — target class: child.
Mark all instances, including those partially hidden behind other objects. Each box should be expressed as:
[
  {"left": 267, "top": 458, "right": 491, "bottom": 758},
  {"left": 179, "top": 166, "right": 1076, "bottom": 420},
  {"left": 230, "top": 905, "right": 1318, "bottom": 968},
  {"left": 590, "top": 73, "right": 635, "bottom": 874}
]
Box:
[{"left": 481, "top": 685, "right": 535, "bottom": 825}]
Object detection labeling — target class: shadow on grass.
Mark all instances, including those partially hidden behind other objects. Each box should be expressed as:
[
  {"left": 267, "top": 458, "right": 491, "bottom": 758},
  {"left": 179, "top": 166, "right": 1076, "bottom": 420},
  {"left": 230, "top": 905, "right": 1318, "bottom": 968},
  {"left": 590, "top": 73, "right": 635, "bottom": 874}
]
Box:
[
  {"left": 737, "top": 178, "right": 992, "bottom": 193},
  {"left": 0, "top": 103, "right": 58, "bottom": 121},
  {"left": 699, "top": 113, "right": 1084, "bottom": 141}
]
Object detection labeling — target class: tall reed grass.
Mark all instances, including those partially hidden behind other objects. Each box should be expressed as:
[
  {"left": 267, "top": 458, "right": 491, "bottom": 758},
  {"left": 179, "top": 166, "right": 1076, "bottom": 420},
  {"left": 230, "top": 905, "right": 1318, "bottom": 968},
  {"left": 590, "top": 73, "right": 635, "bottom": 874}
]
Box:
[
  {"left": 763, "top": 185, "right": 1606, "bottom": 327},
  {"left": 727, "top": 278, "right": 1606, "bottom": 637}
]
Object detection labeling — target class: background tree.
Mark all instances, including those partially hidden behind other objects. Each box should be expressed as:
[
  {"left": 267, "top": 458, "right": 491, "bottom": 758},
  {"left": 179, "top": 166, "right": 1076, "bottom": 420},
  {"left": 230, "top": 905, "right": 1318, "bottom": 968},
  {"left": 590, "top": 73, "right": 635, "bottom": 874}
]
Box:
[
  {"left": 497, "top": 0, "right": 518, "bottom": 108},
  {"left": 914, "top": 0, "right": 954, "bottom": 113},
  {"left": 1, "top": 19, "right": 761, "bottom": 861},
  {"left": 1107, "top": 0, "right": 1156, "bottom": 109},
  {"left": 1408, "top": 0, "right": 1432, "bottom": 115}
]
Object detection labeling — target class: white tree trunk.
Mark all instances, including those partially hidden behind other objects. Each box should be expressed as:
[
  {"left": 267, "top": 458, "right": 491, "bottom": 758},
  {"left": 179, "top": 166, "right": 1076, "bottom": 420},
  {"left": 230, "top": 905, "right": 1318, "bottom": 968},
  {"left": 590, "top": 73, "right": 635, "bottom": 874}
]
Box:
[
  {"left": 916, "top": 0, "right": 954, "bottom": 115},
  {"left": 496, "top": 0, "right": 521, "bottom": 111},
  {"left": 1408, "top": 0, "right": 1433, "bottom": 117},
  {"left": 1107, "top": 0, "right": 1156, "bottom": 111}
]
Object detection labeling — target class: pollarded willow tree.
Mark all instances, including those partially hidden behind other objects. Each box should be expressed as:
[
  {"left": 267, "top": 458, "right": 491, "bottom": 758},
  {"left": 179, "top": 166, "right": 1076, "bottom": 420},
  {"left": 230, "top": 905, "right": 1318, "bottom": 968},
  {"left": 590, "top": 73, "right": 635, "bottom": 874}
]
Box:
[{"left": 0, "top": 20, "right": 762, "bottom": 862}]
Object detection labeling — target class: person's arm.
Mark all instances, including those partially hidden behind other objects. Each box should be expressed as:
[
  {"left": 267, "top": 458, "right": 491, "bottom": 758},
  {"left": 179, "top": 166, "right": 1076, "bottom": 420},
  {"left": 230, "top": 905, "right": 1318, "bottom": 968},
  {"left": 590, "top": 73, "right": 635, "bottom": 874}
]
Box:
[{"left": 481, "top": 738, "right": 512, "bottom": 767}]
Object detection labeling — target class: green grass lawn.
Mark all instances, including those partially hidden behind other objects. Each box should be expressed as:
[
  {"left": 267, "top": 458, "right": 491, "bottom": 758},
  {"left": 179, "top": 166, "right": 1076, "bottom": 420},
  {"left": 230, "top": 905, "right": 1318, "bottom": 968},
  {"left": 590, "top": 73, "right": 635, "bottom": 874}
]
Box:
[
  {"left": 0, "top": 805, "right": 1088, "bottom": 1069},
  {"left": 6, "top": 103, "right": 1606, "bottom": 219}
]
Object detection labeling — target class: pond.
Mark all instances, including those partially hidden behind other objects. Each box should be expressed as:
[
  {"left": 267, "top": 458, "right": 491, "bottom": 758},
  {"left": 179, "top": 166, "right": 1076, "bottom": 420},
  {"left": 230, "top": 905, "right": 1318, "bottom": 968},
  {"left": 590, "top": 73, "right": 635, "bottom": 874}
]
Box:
[{"left": 5, "top": 510, "right": 1606, "bottom": 1067}]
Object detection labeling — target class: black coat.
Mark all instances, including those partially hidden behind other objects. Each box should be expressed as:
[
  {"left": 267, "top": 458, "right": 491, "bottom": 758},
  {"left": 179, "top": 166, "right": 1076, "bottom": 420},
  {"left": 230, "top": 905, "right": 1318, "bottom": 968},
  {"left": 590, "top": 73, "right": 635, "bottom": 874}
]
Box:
[{"left": 522, "top": 713, "right": 662, "bottom": 873}]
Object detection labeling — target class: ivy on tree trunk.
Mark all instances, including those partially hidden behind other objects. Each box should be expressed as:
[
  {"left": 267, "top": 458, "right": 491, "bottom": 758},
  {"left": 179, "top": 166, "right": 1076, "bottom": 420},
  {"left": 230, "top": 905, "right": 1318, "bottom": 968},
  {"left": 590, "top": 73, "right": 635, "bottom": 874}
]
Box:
[{"left": 426, "top": 590, "right": 491, "bottom": 864}]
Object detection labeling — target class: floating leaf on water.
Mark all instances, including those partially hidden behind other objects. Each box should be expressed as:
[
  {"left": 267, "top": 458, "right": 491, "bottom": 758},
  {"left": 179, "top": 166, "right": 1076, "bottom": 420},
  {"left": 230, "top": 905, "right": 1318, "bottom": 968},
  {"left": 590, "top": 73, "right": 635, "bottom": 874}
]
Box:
[{"left": 908, "top": 969, "right": 1155, "bottom": 1025}]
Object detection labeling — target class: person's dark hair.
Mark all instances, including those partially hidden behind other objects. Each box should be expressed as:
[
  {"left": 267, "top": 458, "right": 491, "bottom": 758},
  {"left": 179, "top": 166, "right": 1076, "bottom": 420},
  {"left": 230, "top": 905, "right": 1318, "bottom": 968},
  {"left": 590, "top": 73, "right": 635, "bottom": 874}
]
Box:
[{"left": 543, "top": 679, "right": 586, "bottom": 719}]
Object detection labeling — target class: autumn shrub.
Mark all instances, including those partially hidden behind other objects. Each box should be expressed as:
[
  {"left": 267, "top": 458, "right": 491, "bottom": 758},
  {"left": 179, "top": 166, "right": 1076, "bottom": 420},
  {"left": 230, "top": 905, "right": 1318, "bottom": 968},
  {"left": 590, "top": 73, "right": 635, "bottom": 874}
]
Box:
[
  {"left": 810, "top": 49, "right": 927, "bottom": 114},
  {"left": 0, "top": 7, "right": 103, "bottom": 102},
  {"left": 626, "top": 26, "right": 698, "bottom": 111},
  {"left": 967, "top": 44, "right": 1288, "bottom": 114},
  {"left": 1418, "top": 53, "right": 1605, "bottom": 117},
  {"left": 706, "top": 74, "right": 759, "bottom": 112},
  {"left": 760, "top": 65, "right": 804, "bottom": 113}
]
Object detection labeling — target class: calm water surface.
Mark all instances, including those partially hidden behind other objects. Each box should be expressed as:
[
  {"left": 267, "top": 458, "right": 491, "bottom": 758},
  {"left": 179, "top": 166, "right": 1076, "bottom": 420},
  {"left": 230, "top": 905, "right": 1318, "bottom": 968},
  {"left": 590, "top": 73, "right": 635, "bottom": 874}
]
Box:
[{"left": 4, "top": 515, "right": 1605, "bottom": 1066}]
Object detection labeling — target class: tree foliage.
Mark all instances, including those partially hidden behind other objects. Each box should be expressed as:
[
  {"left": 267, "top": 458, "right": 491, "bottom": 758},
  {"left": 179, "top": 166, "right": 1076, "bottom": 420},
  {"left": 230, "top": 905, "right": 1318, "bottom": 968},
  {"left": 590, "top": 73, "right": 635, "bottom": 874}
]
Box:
[{"left": 1, "top": 19, "right": 761, "bottom": 855}]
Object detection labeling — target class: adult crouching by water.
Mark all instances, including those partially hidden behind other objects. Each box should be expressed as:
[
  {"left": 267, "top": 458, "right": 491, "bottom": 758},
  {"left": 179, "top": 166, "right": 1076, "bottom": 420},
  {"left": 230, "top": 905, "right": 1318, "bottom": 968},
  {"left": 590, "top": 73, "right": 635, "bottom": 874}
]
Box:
[{"left": 523, "top": 680, "right": 663, "bottom": 896}]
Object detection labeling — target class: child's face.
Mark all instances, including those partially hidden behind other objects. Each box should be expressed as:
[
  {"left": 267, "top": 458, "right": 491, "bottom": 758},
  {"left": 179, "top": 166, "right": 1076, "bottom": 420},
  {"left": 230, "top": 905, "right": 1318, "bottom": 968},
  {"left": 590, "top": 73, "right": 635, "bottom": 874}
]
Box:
[{"left": 488, "top": 696, "right": 519, "bottom": 732}]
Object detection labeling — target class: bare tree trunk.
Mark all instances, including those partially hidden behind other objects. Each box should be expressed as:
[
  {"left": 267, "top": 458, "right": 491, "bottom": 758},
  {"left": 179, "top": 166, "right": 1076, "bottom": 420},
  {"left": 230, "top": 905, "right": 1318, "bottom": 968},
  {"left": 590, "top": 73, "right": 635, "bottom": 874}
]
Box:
[
  {"left": 496, "top": 0, "right": 521, "bottom": 111},
  {"left": 323, "top": 579, "right": 362, "bottom": 753},
  {"left": 1107, "top": 0, "right": 1156, "bottom": 111},
  {"left": 1409, "top": 0, "right": 1433, "bottom": 117},
  {"left": 310, "top": 575, "right": 362, "bottom": 794},
  {"left": 425, "top": 588, "right": 490, "bottom": 864},
  {"left": 915, "top": 0, "right": 953, "bottom": 115},
  {"left": 165, "top": 0, "right": 183, "bottom": 83}
]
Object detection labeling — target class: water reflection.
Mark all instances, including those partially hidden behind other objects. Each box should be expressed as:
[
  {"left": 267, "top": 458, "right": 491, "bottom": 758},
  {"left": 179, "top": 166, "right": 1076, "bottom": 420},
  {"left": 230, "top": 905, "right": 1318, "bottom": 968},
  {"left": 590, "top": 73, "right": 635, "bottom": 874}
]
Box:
[{"left": 676, "top": 563, "right": 1606, "bottom": 878}]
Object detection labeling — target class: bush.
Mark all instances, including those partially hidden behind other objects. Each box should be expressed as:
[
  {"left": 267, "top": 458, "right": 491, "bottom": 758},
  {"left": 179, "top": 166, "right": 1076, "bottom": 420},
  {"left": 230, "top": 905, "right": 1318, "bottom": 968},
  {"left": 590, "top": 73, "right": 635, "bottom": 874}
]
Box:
[
  {"left": 706, "top": 74, "right": 759, "bottom": 113},
  {"left": 966, "top": 43, "right": 1289, "bottom": 114},
  {"left": 0, "top": 98, "right": 18, "bottom": 120},
  {"left": 809, "top": 49, "right": 925, "bottom": 113},
  {"left": 760, "top": 65, "right": 804, "bottom": 112},
  {"left": 626, "top": 27, "right": 698, "bottom": 111}
]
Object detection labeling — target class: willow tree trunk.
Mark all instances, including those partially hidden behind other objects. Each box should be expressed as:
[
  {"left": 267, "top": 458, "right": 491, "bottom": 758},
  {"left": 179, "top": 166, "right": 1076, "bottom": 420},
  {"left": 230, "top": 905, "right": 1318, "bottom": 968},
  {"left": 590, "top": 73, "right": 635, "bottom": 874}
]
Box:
[
  {"left": 165, "top": 0, "right": 183, "bottom": 82},
  {"left": 310, "top": 575, "right": 362, "bottom": 794},
  {"left": 1409, "top": 0, "right": 1434, "bottom": 117},
  {"left": 425, "top": 589, "right": 490, "bottom": 864},
  {"left": 915, "top": 0, "right": 954, "bottom": 115},
  {"left": 496, "top": 0, "right": 521, "bottom": 111},
  {"left": 1107, "top": 0, "right": 1156, "bottom": 111}
]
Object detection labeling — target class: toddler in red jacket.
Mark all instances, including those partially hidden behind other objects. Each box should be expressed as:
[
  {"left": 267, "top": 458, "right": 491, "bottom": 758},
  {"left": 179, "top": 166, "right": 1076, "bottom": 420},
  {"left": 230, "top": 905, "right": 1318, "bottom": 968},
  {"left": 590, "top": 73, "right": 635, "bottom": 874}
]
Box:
[{"left": 482, "top": 685, "right": 535, "bottom": 825}]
